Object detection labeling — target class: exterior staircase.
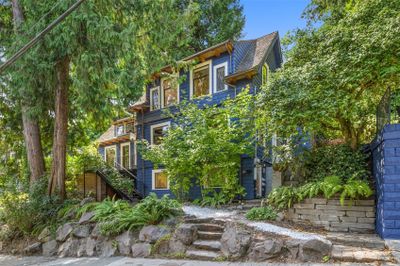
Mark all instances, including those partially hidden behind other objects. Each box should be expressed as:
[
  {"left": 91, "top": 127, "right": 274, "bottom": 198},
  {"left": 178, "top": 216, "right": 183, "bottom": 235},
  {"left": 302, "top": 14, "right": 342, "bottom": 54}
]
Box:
[{"left": 184, "top": 217, "right": 225, "bottom": 260}]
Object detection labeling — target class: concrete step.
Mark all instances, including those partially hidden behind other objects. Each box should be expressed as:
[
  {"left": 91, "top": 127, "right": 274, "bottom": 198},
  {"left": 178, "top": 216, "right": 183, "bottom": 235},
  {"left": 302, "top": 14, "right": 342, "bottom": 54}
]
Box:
[
  {"left": 196, "top": 223, "right": 224, "bottom": 233},
  {"left": 326, "top": 233, "right": 386, "bottom": 250},
  {"left": 331, "top": 245, "right": 394, "bottom": 263},
  {"left": 198, "top": 231, "right": 223, "bottom": 240},
  {"left": 192, "top": 240, "right": 221, "bottom": 251},
  {"left": 185, "top": 249, "right": 220, "bottom": 260}
]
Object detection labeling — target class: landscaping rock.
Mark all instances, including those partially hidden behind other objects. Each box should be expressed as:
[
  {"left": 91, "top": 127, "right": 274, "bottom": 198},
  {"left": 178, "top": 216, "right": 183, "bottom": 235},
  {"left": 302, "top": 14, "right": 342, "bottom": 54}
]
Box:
[
  {"left": 284, "top": 239, "right": 300, "bottom": 260},
  {"left": 163, "top": 217, "right": 179, "bottom": 227},
  {"left": 139, "top": 225, "right": 170, "bottom": 244},
  {"left": 298, "top": 238, "right": 332, "bottom": 262},
  {"left": 116, "top": 230, "right": 137, "bottom": 256},
  {"left": 77, "top": 238, "right": 87, "bottom": 257},
  {"left": 91, "top": 224, "right": 102, "bottom": 238},
  {"left": 175, "top": 224, "right": 197, "bottom": 245},
  {"left": 131, "top": 243, "right": 151, "bottom": 257},
  {"left": 85, "top": 237, "right": 97, "bottom": 256},
  {"left": 58, "top": 238, "right": 80, "bottom": 257},
  {"left": 221, "top": 222, "right": 251, "bottom": 260},
  {"left": 42, "top": 240, "right": 58, "bottom": 257},
  {"left": 168, "top": 237, "right": 187, "bottom": 253},
  {"left": 79, "top": 211, "right": 95, "bottom": 224},
  {"left": 23, "top": 242, "right": 41, "bottom": 255},
  {"left": 72, "top": 224, "right": 91, "bottom": 238},
  {"left": 100, "top": 240, "right": 117, "bottom": 257},
  {"left": 153, "top": 237, "right": 170, "bottom": 255},
  {"left": 38, "top": 227, "right": 51, "bottom": 242},
  {"left": 56, "top": 223, "right": 74, "bottom": 242},
  {"left": 248, "top": 239, "right": 283, "bottom": 261},
  {"left": 80, "top": 197, "right": 95, "bottom": 206}
]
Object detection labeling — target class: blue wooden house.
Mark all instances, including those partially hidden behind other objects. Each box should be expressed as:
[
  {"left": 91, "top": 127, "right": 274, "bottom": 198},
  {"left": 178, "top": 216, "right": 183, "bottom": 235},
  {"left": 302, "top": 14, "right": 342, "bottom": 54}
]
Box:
[{"left": 98, "top": 32, "right": 283, "bottom": 200}]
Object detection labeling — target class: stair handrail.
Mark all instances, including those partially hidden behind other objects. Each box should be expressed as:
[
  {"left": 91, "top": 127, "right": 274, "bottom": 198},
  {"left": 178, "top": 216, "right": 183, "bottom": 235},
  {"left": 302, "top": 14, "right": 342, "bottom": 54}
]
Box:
[{"left": 114, "top": 161, "right": 137, "bottom": 180}]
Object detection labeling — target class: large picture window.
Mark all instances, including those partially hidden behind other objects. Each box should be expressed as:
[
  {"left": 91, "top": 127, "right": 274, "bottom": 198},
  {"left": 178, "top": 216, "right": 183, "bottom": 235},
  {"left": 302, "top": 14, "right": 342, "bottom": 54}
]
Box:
[
  {"left": 152, "top": 169, "right": 169, "bottom": 190},
  {"left": 191, "top": 61, "right": 211, "bottom": 98},
  {"left": 161, "top": 79, "right": 178, "bottom": 107},
  {"left": 150, "top": 122, "right": 170, "bottom": 145},
  {"left": 213, "top": 62, "right": 228, "bottom": 93},
  {"left": 120, "top": 143, "right": 130, "bottom": 169},
  {"left": 150, "top": 87, "right": 160, "bottom": 111}
]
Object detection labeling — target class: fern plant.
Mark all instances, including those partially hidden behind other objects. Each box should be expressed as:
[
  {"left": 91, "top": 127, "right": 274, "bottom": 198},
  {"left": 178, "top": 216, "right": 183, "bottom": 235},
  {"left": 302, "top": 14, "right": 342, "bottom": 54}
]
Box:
[
  {"left": 340, "top": 178, "right": 373, "bottom": 205},
  {"left": 245, "top": 206, "right": 277, "bottom": 221}
]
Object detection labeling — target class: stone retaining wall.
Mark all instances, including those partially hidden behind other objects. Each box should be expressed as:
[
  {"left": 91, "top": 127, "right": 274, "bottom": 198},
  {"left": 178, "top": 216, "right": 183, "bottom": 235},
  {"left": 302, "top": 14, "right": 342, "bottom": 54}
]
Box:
[{"left": 286, "top": 198, "right": 375, "bottom": 233}]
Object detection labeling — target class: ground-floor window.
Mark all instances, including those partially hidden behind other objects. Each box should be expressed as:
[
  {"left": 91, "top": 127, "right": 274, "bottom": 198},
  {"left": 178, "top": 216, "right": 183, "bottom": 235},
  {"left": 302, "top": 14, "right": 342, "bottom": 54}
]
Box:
[{"left": 152, "top": 169, "right": 169, "bottom": 190}]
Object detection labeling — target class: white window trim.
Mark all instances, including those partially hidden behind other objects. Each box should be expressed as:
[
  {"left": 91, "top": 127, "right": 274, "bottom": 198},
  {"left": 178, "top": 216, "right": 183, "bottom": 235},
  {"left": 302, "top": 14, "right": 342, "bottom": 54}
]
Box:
[
  {"left": 120, "top": 142, "right": 131, "bottom": 169},
  {"left": 161, "top": 77, "right": 180, "bottom": 108},
  {"left": 189, "top": 60, "right": 212, "bottom": 99},
  {"left": 150, "top": 86, "right": 160, "bottom": 111},
  {"left": 152, "top": 169, "right": 169, "bottom": 190},
  {"left": 213, "top": 62, "right": 228, "bottom": 93},
  {"left": 262, "top": 63, "right": 270, "bottom": 85},
  {"left": 150, "top": 121, "right": 171, "bottom": 145},
  {"left": 104, "top": 145, "right": 117, "bottom": 166},
  {"left": 134, "top": 141, "right": 137, "bottom": 167}
]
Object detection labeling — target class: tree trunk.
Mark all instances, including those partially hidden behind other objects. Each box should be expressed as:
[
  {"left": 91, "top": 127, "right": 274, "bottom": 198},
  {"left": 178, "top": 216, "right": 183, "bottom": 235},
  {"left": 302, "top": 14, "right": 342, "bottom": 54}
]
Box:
[
  {"left": 338, "top": 116, "right": 359, "bottom": 150},
  {"left": 49, "top": 57, "right": 70, "bottom": 201},
  {"left": 12, "top": 0, "right": 46, "bottom": 187}
]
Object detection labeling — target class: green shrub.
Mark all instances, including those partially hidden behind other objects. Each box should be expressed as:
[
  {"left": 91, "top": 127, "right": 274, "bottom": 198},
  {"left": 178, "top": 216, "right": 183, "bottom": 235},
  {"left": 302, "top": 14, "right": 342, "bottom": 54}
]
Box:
[
  {"left": 245, "top": 206, "right": 277, "bottom": 221},
  {"left": 268, "top": 175, "right": 373, "bottom": 210},
  {"left": 303, "top": 144, "right": 369, "bottom": 181}
]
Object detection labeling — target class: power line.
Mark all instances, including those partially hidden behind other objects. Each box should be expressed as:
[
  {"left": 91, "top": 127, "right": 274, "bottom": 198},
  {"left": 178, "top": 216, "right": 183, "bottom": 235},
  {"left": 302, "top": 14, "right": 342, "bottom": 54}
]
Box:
[{"left": 0, "top": 0, "right": 86, "bottom": 74}]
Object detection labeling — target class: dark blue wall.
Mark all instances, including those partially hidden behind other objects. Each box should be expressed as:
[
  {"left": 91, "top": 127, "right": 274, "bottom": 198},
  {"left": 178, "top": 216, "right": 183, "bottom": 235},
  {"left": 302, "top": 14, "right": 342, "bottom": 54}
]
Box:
[{"left": 372, "top": 124, "right": 400, "bottom": 239}]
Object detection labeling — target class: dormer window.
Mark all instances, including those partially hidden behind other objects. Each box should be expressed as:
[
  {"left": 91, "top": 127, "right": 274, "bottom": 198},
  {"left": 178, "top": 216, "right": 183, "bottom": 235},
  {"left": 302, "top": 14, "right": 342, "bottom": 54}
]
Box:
[
  {"left": 213, "top": 62, "right": 228, "bottom": 93},
  {"left": 161, "top": 78, "right": 178, "bottom": 108},
  {"left": 150, "top": 87, "right": 161, "bottom": 111},
  {"left": 190, "top": 61, "right": 211, "bottom": 98}
]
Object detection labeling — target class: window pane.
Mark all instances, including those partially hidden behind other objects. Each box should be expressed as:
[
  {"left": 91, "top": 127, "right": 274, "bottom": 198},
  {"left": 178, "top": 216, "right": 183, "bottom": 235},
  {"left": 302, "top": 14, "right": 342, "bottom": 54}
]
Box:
[
  {"left": 122, "top": 145, "right": 130, "bottom": 168},
  {"left": 216, "top": 66, "right": 226, "bottom": 92},
  {"left": 152, "top": 125, "right": 169, "bottom": 145},
  {"left": 155, "top": 171, "right": 168, "bottom": 189},
  {"left": 116, "top": 125, "right": 124, "bottom": 136},
  {"left": 163, "top": 79, "right": 177, "bottom": 107},
  {"left": 151, "top": 88, "right": 160, "bottom": 110},
  {"left": 105, "top": 148, "right": 116, "bottom": 166},
  {"left": 193, "top": 65, "right": 209, "bottom": 97}
]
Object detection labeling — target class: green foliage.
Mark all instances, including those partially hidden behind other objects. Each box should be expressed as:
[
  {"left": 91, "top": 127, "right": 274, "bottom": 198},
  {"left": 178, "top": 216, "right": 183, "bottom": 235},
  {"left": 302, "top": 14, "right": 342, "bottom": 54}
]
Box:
[
  {"left": 91, "top": 193, "right": 182, "bottom": 236},
  {"left": 140, "top": 89, "right": 255, "bottom": 201},
  {"left": 257, "top": 0, "right": 400, "bottom": 149},
  {"left": 303, "top": 145, "right": 370, "bottom": 181},
  {"left": 268, "top": 176, "right": 373, "bottom": 210},
  {"left": 245, "top": 206, "right": 278, "bottom": 221}
]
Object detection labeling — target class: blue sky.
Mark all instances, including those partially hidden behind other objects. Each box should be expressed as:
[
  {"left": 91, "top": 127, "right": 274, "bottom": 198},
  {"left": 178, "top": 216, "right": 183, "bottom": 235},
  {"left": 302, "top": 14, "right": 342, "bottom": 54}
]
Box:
[{"left": 240, "top": 0, "right": 310, "bottom": 39}]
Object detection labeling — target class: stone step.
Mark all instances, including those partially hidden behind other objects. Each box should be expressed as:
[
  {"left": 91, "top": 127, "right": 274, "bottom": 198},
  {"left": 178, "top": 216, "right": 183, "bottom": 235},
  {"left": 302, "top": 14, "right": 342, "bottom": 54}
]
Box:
[
  {"left": 184, "top": 217, "right": 225, "bottom": 226},
  {"left": 198, "top": 231, "right": 223, "bottom": 240},
  {"left": 192, "top": 240, "right": 221, "bottom": 251},
  {"left": 196, "top": 223, "right": 224, "bottom": 233},
  {"left": 331, "top": 245, "right": 394, "bottom": 263},
  {"left": 185, "top": 249, "right": 220, "bottom": 260},
  {"left": 326, "top": 233, "right": 386, "bottom": 250}
]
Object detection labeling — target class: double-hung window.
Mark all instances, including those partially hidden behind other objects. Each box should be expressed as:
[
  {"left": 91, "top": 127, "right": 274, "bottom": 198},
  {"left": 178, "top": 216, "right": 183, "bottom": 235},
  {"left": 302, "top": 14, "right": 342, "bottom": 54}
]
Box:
[
  {"left": 150, "top": 87, "right": 161, "bottom": 111},
  {"left": 120, "top": 142, "right": 130, "bottom": 169},
  {"left": 191, "top": 61, "right": 211, "bottom": 98},
  {"left": 161, "top": 78, "right": 178, "bottom": 107},
  {"left": 152, "top": 169, "right": 169, "bottom": 190},
  {"left": 213, "top": 62, "right": 228, "bottom": 93},
  {"left": 150, "top": 121, "right": 170, "bottom": 145}
]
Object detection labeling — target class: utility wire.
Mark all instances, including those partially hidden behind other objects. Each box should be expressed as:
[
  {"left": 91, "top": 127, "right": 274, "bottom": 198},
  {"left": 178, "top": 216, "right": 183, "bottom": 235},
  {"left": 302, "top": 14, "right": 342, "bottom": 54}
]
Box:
[{"left": 0, "top": 0, "right": 86, "bottom": 74}]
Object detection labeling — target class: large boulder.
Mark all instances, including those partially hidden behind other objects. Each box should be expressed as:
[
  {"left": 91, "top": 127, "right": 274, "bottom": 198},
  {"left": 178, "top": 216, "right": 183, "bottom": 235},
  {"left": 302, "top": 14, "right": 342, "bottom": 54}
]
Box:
[
  {"left": 298, "top": 238, "right": 332, "bottom": 262},
  {"left": 91, "top": 224, "right": 102, "bottom": 239},
  {"left": 85, "top": 237, "right": 97, "bottom": 257},
  {"left": 38, "top": 227, "right": 51, "bottom": 243},
  {"left": 220, "top": 222, "right": 251, "bottom": 260},
  {"left": 168, "top": 237, "right": 187, "bottom": 254},
  {"left": 174, "top": 224, "right": 197, "bottom": 245},
  {"left": 58, "top": 238, "right": 80, "bottom": 257},
  {"left": 116, "top": 230, "right": 137, "bottom": 256},
  {"left": 56, "top": 223, "right": 74, "bottom": 242},
  {"left": 77, "top": 238, "right": 87, "bottom": 257},
  {"left": 79, "top": 211, "right": 95, "bottom": 224},
  {"left": 42, "top": 240, "right": 58, "bottom": 257},
  {"left": 100, "top": 240, "right": 117, "bottom": 257},
  {"left": 139, "top": 225, "right": 170, "bottom": 244},
  {"left": 131, "top": 243, "right": 151, "bottom": 257},
  {"left": 23, "top": 242, "right": 41, "bottom": 255},
  {"left": 248, "top": 239, "right": 283, "bottom": 261},
  {"left": 72, "top": 224, "right": 91, "bottom": 238}
]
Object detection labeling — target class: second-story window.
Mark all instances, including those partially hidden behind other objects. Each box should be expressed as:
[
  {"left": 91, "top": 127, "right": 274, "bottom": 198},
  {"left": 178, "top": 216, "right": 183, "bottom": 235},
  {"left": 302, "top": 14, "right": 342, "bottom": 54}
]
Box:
[
  {"left": 191, "top": 61, "right": 211, "bottom": 98},
  {"left": 150, "top": 122, "right": 170, "bottom": 145},
  {"left": 150, "top": 87, "right": 160, "bottom": 111},
  {"left": 213, "top": 62, "right": 228, "bottom": 93},
  {"left": 161, "top": 79, "right": 177, "bottom": 107}
]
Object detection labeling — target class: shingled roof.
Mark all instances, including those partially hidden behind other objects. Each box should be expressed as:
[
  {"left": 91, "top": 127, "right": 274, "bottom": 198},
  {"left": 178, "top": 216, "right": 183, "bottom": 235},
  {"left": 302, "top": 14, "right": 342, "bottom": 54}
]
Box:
[
  {"left": 235, "top": 32, "right": 278, "bottom": 74},
  {"left": 97, "top": 125, "right": 114, "bottom": 143}
]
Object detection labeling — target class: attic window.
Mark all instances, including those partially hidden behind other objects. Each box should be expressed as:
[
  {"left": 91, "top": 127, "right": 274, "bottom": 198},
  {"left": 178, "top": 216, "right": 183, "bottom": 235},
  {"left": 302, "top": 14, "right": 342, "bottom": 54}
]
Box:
[
  {"left": 150, "top": 87, "right": 160, "bottom": 111},
  {"left": 213, "top": 62, "right": 228, "bottom": 93},
  {"left": 191, "top": 61, "right": 211, "bottom": 98}
]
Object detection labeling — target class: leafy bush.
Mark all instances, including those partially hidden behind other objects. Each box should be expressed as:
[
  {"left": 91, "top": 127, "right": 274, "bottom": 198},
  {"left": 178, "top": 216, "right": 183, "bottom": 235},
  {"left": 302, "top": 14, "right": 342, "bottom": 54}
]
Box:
[
  {"left": 245, "top": 206, "right": 277, "bottom": 221},
  {"left": 303, "top": 144, "right": 369, "bottom": 181},
  {"left": 90, "top": 193, "right": 182, "bottom": 236},
  {"left": 268, "top": 175, "right": 373, "bottom": 210}
]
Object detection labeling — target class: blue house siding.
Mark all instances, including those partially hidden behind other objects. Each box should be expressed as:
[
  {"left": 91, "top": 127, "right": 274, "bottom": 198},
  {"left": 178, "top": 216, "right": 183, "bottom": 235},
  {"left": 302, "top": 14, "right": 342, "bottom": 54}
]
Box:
[{"left": 372, "top": 124, "right": 400, "bottom": 239}]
